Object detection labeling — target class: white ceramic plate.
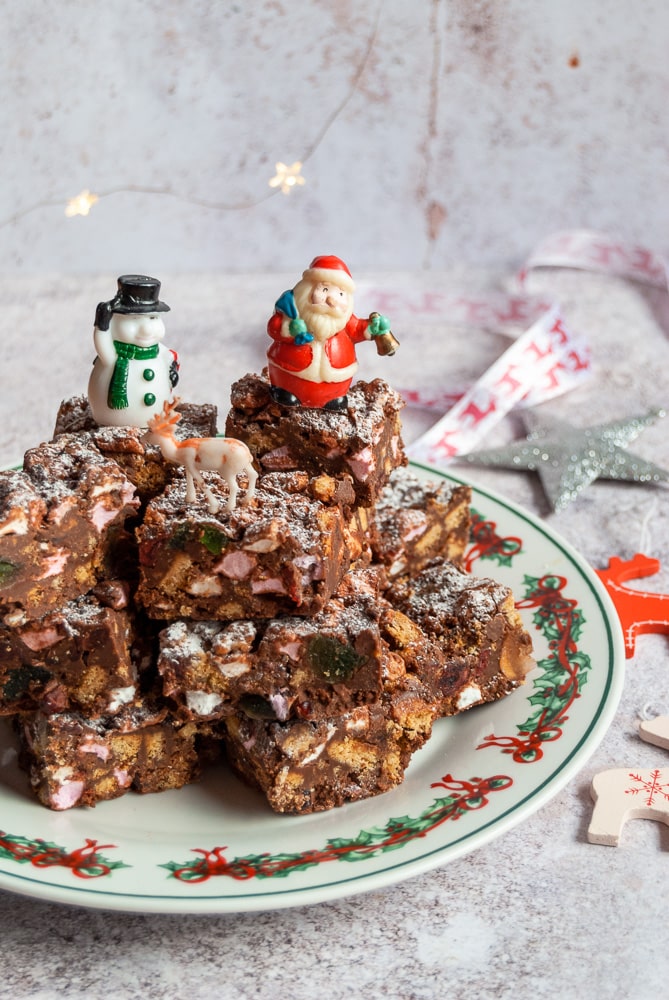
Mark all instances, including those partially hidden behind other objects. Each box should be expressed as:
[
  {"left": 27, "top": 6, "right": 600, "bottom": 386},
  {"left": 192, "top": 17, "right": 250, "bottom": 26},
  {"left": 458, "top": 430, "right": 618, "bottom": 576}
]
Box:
[{"left": 0, "top": 464, "right": 624, "bottom": 913}]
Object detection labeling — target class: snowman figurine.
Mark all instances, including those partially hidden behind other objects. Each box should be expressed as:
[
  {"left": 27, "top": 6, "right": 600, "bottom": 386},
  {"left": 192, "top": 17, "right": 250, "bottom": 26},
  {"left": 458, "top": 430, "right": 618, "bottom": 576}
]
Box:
[{"left": 87, "top": 274, "right": 179, "bottom": 427}]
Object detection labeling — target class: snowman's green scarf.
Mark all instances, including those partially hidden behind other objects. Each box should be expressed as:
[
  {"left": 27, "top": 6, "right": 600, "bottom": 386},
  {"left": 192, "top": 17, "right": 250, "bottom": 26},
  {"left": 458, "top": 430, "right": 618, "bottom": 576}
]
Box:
[{"left": 108, "top": 340, "right": 160, "bottom": 410}]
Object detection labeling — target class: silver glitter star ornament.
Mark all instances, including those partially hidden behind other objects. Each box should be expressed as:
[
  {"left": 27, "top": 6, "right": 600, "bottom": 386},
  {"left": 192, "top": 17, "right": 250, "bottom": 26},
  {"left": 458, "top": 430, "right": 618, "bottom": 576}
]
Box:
[{"left": 461, "top": 408, "right": 668, "bottom": 512}]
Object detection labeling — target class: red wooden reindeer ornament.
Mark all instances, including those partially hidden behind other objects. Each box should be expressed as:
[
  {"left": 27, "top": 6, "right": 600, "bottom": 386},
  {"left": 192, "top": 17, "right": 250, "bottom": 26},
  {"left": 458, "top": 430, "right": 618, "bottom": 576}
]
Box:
[
  {"left": 595, "top": 553, "right": 669, "bottom": 657},
  {"left": 587, "top": 555, "right": 669, "bottom": 845}
]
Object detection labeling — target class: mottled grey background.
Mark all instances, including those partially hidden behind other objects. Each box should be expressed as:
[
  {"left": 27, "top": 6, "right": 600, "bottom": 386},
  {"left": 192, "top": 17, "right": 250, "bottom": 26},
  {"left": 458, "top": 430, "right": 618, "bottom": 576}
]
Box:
[
  {"left": 1, "top": 0, "right": 668, "bottom": 273},
  {"left": 2, "top": 3, "right": 669, "bottom": 997}
]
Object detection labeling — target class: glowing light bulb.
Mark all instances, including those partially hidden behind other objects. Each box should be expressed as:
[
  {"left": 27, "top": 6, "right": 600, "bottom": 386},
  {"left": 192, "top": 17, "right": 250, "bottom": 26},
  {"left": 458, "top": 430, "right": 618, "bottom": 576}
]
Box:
[
  {"left": 268, "top": 161, "right": 305, "bottom": 195},
  {"left": 65, "top": 189, "right": 99, "bottom": 217}
]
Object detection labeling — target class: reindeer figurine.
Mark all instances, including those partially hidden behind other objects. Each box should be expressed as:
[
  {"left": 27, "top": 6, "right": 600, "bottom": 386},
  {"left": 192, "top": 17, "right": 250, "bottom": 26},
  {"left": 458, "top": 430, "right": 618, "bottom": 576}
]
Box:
[{"left": 144, "top": 399, "right": 257, "bottom": 513}]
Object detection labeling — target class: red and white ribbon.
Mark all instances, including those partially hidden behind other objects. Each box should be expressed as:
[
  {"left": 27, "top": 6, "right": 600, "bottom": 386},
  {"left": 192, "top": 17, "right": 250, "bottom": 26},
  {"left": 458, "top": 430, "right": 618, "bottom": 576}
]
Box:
[
  {"left": 519, "top": 229, "right": 668, "bottom": 289},
  {"left": 408, "top": 304, "right": 590, "bottom": 464},
  {"left": 365, "top": 230, "right": 669, "bottom": 466},
  {"left": 359, "top": 286, "right": 553, "bottom": 333}
]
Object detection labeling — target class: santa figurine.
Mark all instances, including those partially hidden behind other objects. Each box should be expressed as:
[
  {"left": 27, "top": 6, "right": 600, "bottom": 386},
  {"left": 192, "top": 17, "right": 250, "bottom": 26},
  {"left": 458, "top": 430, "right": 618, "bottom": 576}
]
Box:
[
  {"left": 87, "top": 275, "right": 180, "bottom": 427},
  {"left": 266, "top": 255, "right": 398, "bottom": 411}
]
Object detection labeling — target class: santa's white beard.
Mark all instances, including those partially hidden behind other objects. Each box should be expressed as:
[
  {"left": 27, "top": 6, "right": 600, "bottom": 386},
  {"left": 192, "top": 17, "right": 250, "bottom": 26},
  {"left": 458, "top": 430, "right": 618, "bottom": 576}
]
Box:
[{"left": 294, "top": 282, "right": 353, "bottom": 341}]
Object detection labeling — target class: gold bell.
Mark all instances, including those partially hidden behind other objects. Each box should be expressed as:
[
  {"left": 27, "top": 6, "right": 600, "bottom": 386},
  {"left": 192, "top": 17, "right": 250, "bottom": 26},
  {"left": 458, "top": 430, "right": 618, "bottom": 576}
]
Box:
[
  {"left": 369, "top": 312, "right": 400, "bottom": 356},
  {"left": 374, "top": 330, "right": 400, "bottom": 356}
]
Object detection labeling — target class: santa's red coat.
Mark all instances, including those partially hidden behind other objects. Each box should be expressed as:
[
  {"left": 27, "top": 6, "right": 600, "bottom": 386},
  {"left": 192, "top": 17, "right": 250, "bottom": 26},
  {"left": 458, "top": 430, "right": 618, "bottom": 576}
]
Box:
[{"left": 267, "top": 311, "right": 371, "bottom": 407}]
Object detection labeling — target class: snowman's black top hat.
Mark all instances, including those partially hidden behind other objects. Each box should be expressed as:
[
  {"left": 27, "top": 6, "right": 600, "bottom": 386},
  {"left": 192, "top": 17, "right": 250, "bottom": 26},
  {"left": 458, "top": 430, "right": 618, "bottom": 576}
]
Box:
[{"left": 112, "top": 275, "right": 170, "bottom": 314}]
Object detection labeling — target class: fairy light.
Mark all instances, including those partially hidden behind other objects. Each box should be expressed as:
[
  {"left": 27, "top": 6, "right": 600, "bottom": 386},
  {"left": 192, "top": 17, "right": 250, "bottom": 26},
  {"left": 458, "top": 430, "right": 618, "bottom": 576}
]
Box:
[
  {"left": 268, "top": 161, "right": 305, "bottom": 195},
  {"left": 64, "top": 189, "right": 99, "bottom": 217}
]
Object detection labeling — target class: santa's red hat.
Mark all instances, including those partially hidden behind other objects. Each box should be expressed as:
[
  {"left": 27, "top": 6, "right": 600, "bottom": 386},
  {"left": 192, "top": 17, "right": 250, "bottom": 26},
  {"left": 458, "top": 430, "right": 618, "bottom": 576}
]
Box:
[{"left": 302, "top": 255, "right": 355, "bottom": 294}]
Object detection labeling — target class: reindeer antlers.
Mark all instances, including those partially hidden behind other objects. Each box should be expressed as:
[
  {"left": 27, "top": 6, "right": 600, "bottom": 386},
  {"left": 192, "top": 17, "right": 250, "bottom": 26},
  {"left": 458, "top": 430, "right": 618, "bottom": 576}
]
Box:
[{"left": 146, "top": 396, "right": 183, "bottom": 433}]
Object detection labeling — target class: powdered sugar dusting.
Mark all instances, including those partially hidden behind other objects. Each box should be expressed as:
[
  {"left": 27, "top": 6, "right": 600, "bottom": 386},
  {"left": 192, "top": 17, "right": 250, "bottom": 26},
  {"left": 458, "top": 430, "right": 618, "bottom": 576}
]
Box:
[{"left": 392, "top": 562, "right": 506, "bottom": 624}]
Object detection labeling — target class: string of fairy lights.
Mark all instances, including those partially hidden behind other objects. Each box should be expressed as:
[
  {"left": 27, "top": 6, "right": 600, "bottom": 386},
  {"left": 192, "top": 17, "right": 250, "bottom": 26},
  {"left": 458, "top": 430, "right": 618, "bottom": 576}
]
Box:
[
  {"left": 62, "top": 161, "right": 306, "bottom": 220},
  {"left": 1, "top": 5, "right": 380, "bottom": 233},
  {"left": 1, "top": 152, "right": 310, "bottom": 233}
]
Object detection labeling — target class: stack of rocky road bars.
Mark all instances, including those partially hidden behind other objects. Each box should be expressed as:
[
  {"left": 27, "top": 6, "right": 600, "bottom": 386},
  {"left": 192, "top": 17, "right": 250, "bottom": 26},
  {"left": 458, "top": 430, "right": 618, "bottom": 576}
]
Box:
[{"left": 0, "top": 373, "right": 533, "bottom": 813}]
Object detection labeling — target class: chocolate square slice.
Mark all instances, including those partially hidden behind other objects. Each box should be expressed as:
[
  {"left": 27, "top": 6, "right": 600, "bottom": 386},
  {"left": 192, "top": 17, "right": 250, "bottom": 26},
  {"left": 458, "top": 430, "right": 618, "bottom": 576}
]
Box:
[
  {"left": 157, "top": 571, "right": 394, "bottom": 724},
  {"left": 223, "top": 671, "right": 437, "bottom": 814},
  {"left": 386, "top": 560, "right": 535, "bottom": 714},
  {"left": 16, "top": 698, "right": 219, "bottom": 810},
  {"left": 367, "top": 467, "right": 471, "bottom": 578},
  {"left": 224, "top": 371, "right": 406, "bottom": 507},
  {"left": 0, "top": 587, "right": 143, "bottom": 717},
  {"left": 0, "top": 435, "right": 138, "bottom": 623},
  {"left": 136, "top": 471, "right": 354, "bottom": 620}
]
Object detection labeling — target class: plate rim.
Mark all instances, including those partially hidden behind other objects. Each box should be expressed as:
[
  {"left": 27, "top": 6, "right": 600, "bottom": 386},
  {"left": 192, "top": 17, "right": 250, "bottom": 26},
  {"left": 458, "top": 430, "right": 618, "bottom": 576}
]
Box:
[{"left": 0, "top": 461, "right": 625, "bottom": 913}]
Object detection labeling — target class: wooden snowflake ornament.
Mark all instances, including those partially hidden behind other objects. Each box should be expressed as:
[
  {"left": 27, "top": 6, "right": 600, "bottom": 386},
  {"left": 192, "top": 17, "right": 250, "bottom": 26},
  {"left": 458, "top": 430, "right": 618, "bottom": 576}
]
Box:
[
  {"left": 588, "top": 767, "right": 669, "bottom": 846},
  {"left": 588, "top": 716, "right": 669, "bottom": 846}
]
